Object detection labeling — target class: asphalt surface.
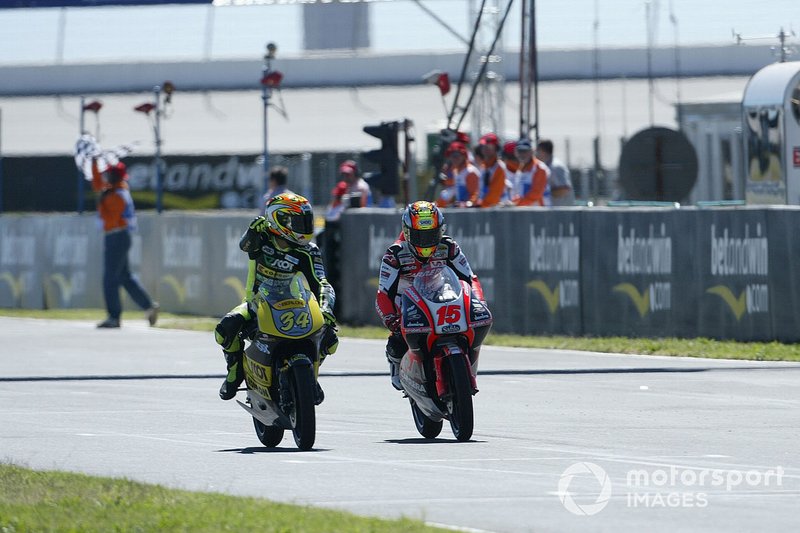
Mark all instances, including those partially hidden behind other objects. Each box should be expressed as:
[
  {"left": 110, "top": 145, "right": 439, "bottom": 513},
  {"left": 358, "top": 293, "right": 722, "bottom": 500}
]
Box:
[{"left": 2, "top": 316, "right": 799, "bottom": 533}]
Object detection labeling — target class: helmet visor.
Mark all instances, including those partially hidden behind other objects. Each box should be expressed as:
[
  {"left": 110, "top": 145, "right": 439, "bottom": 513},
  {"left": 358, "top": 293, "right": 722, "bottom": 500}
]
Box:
[
  {"left": 408, "top": 227, "right": 442, "bottom": 249},
  {"left": 278, "top": 212, "right": 314, "bottom": 235}
]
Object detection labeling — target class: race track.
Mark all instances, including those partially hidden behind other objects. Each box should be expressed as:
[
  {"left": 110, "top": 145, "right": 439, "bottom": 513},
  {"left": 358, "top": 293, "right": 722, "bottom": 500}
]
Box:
[{"left": 1, "top": 317, "right": 799, "bottom": 532}]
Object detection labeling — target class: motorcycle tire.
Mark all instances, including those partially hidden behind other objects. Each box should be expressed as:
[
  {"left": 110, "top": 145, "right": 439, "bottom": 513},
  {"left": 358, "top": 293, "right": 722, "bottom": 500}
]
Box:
[
  {"left": 410, "top": 398, "right": 443, "bottom": 439},
  {"left": 446, "top": 355, "right": 474, "bottom": 442},
  {"left": 253, "top": 417, "right": 284, "bottom": 448},
  {"left": 288, "top": 363, "right": 316, "bottom": 451}
]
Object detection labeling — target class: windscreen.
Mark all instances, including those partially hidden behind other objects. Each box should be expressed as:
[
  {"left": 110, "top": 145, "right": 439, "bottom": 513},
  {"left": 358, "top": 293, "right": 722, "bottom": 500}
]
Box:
[{"left": 413, "top": 264, "right": 462, "bottom": 303}]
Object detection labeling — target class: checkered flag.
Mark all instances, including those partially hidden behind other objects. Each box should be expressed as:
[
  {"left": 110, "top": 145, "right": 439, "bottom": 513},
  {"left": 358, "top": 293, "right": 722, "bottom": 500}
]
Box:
[{"left": 74, "top": 134, "right": 136, "bottom": 181}]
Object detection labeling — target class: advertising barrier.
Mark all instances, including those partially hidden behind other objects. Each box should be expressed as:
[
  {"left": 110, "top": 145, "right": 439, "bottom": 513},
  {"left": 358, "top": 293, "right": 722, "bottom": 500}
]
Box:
[
  {"left": 694, "top": 208, "right": 773, "bottom": 341},
  {"left": 582, "top": 208, "right": 682, "bottom": 337},
  {"left": 2, "top": 206, "right": 799, "bottom": 342}
]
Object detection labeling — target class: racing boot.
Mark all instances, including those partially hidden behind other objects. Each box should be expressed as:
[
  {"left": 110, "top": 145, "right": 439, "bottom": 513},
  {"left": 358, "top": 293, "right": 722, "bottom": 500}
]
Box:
[
  {"left": 219, "top": 350, "right": 244, "bottom": 400},
  {"left": 386, "top": 333, "right": 407, "bottom": 391},
  {"left": 388, "top": 360, "right": 403, "bottom": 391}
]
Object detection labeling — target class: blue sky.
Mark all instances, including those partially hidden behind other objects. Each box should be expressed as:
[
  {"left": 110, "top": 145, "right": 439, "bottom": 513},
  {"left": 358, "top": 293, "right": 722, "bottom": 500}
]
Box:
[{"left": 0, "top": 0, "right": 797, "bottom": 64}]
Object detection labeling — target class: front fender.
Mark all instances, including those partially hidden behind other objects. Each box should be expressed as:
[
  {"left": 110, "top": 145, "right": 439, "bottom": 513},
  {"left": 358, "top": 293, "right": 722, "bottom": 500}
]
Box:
[{"left": 287, "top": 354, "right": 313, "bottom": 368}]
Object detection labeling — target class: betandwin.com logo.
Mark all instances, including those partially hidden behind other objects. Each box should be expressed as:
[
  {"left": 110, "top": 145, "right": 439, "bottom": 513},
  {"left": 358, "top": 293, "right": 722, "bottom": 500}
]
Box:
[{"left": 557, "top": 462, "right": 784, "bottom": 515}]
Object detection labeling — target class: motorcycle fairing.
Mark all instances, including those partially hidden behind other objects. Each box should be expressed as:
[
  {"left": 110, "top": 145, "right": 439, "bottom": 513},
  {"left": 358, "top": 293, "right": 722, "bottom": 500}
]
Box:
[
  {"left": 244, "top": 354, "right": 273, "bottom": 400},
  {"left": 399, "top": 351, "right": 445, "bottom": 422},
  {"left": 255, "top": 273, "right": 324, "bottom": 339}
]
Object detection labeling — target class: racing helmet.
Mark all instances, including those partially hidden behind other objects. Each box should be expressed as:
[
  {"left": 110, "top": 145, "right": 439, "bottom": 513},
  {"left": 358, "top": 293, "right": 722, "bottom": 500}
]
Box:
[
  {"left": 264, "top": 193, "right": 315, "bottom": 245},
  {"left": 402, "top": 201, "right": 445, "bottom": 259}
]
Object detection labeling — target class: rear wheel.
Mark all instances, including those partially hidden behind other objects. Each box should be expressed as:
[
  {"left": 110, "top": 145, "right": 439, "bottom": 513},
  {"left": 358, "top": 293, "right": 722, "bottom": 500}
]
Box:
[
  {"left": 410, "top": 399, "right": 443, "bottom": 439},
  {"left": 253, "top": 418, "right": 284, "bottom": 447},
  {"left": 288, "top": 364, "right": 316, "bottom": 451},
  {"left": 446, "top": 355, "right": 474, "bottom": 441}
]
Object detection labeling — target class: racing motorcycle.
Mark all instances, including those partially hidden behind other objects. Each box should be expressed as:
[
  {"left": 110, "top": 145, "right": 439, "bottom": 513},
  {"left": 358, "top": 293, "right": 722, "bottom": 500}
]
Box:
[
  {"left": 399, "top": 263, "right": 493, "bottom": 441},
  {"left": 236, "top": 272, "right": 327, "bottom": 451}
]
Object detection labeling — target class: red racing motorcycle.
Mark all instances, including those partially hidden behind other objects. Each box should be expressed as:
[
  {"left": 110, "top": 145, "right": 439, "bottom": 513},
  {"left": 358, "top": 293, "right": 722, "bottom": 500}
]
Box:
[{"left": 398, "top": 263, "right": 493, "bottom": 441}]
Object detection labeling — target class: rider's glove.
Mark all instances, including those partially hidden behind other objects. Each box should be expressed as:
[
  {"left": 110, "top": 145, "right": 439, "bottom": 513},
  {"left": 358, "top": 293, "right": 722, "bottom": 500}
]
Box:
[
  {"left": 249, "top": 216, "right": 269, "bottom": 233},
  {"left": 385, "top": 313, "right": 401, "bottom": 334},
  {"left": 321, "top": 311, "right": 338, "bottom": 356},
  {"left": 322, "top": 310, "right": 337, "bottom": 330}
]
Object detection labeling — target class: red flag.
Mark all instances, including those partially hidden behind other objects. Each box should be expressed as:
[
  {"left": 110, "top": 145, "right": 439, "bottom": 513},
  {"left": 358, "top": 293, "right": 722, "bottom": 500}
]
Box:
[
  {"left": 261, "top": 71, "right": 283, "bottom": 88},
  {"left": 436, "top": 72, "right": 451, "bottom": 96},
  {"left": 134, "top": 103, "right": 156, "bottom": 114},
  {"left": 82, "top": 100, "right": 103, "bottom": 113}
]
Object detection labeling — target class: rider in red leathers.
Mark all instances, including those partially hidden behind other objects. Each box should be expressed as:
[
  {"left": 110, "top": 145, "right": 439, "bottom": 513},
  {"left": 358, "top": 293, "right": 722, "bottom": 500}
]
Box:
[{"left": 375, "top": 201, "right": 485, "bottom": 389}]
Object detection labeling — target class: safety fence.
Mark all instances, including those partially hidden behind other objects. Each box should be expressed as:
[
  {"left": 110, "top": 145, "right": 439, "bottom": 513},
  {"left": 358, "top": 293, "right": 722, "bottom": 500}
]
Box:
[{"left": 1, "top": 206, "right": 798, "bottom": 342}]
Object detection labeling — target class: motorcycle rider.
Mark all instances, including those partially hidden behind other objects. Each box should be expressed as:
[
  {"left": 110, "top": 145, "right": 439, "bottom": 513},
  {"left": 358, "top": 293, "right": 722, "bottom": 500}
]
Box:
[
  {"left": 216, "top": 193, "right": 338, "bottom": 401},
  {"left": 375, "top": 201, "right": 485, "bottom": 390}
]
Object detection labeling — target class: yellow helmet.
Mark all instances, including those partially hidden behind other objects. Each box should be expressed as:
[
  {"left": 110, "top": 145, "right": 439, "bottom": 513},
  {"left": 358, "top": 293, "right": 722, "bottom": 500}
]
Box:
[{"left": 264, "top": 193, "right": 314, "bottom": 245}]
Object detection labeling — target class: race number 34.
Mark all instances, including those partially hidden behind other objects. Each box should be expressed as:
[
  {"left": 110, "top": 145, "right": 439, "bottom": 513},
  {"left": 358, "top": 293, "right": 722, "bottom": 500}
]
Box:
[
  {"left": 435, "top": 305, "right": 461, "bottom": 325},
  {"left": 280, "top": 310, "right": 310, "bottom": 331}
]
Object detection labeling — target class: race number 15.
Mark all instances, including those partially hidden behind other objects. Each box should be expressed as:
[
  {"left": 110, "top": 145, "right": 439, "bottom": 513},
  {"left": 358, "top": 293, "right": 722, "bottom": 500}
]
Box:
[{"left": 435, "top": 305, "right": 461, "bottom": 325}]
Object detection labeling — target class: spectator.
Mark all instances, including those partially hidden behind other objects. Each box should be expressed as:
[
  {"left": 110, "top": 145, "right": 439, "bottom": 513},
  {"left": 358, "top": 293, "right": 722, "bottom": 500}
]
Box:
[
  {"left": 537, "top": 139, "right": 575, "bottom": 206},
  {"left": 325, "top": 160, "right": 371, "bottom": 221},
  {"left": 436, "top": 141, "right": 480, "bottom": 208},
  {"left": 260, "top": 166, "right": 292, "bottom": 214},
  {"left": 502, "top": 141, "right": 520, "bottom": 173},
  {"left": 476, "top": 133, "right": 511, "bottom": 207},
  {"left": 513, "top": 138, "right": 551, "bottom": 206},
  {"left": 91, "top": 159, "right": 159, "bottom": 329}
]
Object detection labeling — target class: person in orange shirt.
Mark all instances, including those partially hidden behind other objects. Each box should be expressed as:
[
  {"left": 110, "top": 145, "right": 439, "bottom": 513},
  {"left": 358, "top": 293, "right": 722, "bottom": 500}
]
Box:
[
  {"left": 512, "top": 138, "right": 551, "bottom": 206},
  {"left": 475, "top": 133, "right": 511, "bottom": 208},
  {"left": 436, "top": 141, "right": 481, "bottom": 207},
  {"left": 91, "top": 159, "right": 159, "bottom": 328}
]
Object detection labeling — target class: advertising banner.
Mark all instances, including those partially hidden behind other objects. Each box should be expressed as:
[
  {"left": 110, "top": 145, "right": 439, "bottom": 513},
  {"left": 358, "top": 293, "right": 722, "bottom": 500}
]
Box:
[
  {"left": 515, "top": 208, "right": 582, "bottom": 335},
  {"left": 0, "top": 214, "right": 46, "bottom": 309},
  {"left": 694, "top": 208, "right": 772, "bottom": 341},
  {"left": 151, "top": 213, "right": 208, "bottom": 315},
  {"left": 41, "top": 214, "right": 104, "bottom": 310},
  {"left": 581, "top": 208, "right": 681, "bottom": 337},
  {"left": 1, "top": 155, "right": 264, "bottom": 212}
]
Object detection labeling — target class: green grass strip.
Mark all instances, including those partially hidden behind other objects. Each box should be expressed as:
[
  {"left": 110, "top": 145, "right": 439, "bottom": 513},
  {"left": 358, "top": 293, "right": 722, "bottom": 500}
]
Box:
[{"left": 0, "top": 463, "right": 442, "bottom": 533}]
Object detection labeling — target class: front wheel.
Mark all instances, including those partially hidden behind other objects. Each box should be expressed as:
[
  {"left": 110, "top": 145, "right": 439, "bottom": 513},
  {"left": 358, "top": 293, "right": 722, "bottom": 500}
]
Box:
[
  {"left": 446, "top": 355, "right": 474, "bottom": 441},
  {"left": 253, "top": 418, "right": 284, "bottom": 447},
  {"left": 410, "top": 399, "right": 443, "bottom": 439},
  {"left": 288, "top": 364, "right": 316, "bottom": 451}
]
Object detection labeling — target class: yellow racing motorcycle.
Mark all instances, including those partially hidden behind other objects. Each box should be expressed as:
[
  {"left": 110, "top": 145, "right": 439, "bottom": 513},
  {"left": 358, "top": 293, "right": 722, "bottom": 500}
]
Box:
[{"left": 237, "top": 272, "right": 326, "bottom": 451}]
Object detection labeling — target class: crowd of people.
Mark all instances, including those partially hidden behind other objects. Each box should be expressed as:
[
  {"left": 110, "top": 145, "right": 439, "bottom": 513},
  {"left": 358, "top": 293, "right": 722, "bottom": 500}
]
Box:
[
  {"left": 436, "top": 132, "right": 575, "bottom": 208},
  {"left": 320, "top": 132, "right": 574, "bottom": 217}
]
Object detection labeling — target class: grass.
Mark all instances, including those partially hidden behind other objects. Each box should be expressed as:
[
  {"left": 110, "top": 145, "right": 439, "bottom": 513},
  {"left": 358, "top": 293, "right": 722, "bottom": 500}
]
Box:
[
  {"left": 0, "top": 463, "right": 441, "bottom": 533},
  {"left": 2, "top": 308, "right": 799, "bottom": 362}
]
